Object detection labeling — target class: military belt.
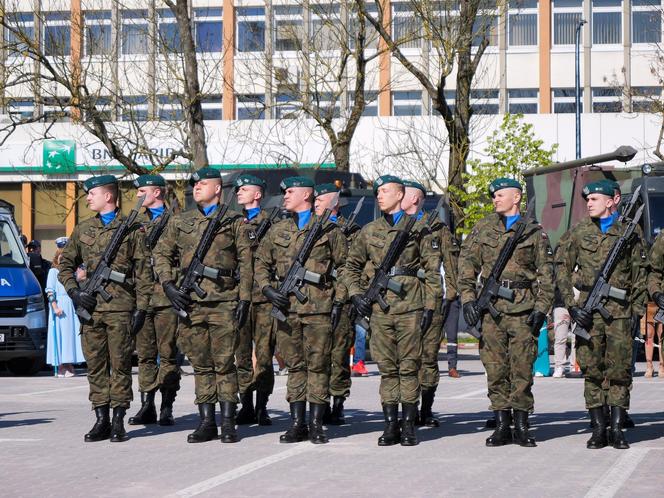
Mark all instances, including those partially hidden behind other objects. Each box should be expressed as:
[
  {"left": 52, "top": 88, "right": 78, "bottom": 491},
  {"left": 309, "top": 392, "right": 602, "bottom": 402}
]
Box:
[
  {"left": 388, "top": 266, "right": 419, "bottom": 278},
  {"left": 216, "top": 268, "right": 237, "bottom": 279},
  {"left": 480, "top": 277, "right": 532, "bottom": 290}
]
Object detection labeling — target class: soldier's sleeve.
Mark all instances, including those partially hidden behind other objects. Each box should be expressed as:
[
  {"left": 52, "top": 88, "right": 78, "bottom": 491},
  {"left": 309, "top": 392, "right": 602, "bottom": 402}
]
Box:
[
  {"left": 630, "top": 232, "right": 648, "bottom": 317},
  {"left": 330, "top": 227, "right": 348, "bottom": 303},
  {"left": 130, "top": 225, "right": 151, "bottom": 311},
  {"left": 420, "top": 229, "right": 442, "bottom": 310},
  {"left": 440, "top": 226, "right": 459, "bottom": 300},
  {"left": 235, "top": 218, "right": 253, "bottom": 302},
  {"left": 342, "top": 227, "right": 369, "bottom": 298},
  {"left": 254, "top": 227, "right": 275, "bottom": 291},
  {"left": 647, "top": 235, "right": 664, "bottom": 299},
  {"left": 533, "top": 228, "right": 555, "bottom": 315},
  {"left": 58, "top": 225, "right": 82, "bottom": 293},
  {"left": 553, "top": 230, "right": 578, "bottom": 310},
  {"left": 457, "top": 227, "right": 482, "bottom": 305},
  {"left": 153, "top": 216, "right": 179, "bottom": 284}
]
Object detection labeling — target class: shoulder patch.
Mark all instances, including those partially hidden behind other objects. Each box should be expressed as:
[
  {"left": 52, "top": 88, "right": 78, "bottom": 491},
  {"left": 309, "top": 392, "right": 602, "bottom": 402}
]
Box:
[
  {"left": 642, "top": 247, "right": 647, "bottom": 261},
  {"left": 431, "top": 237, "right": 440, "bottom": 250}
]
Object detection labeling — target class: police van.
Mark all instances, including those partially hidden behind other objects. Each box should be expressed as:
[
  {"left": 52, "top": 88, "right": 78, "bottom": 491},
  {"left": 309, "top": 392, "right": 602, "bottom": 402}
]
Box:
[{"left": 0, "top": 200, "right": 47, "bottom": 375}]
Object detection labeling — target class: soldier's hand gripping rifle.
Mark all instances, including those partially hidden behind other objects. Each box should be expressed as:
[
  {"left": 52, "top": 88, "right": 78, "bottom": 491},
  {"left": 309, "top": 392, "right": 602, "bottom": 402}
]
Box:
[
  {"left": 270, "top": 209, "right": 333, "bottom": 322},
  {"left": 572, "top": 202, "right": 644, "bottom": 340},
  {"left": 174, "top": 203, "right": 231, "bottom": 318},
  {"left": 340, "top": 197, "right": 365, "bottom": 238},
  {"left": 467, "top": 201, "right": 536, "bottom": 338},
  {"left": 250, "top": 207, "right": 280, "bottom": 248},
  {"left": 75, "top": 196, "right": 146, "bottom": 321}
]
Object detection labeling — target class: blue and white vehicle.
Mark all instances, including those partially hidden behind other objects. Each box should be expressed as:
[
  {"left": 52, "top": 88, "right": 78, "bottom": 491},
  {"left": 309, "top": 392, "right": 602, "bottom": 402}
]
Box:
[{"left": 0, "top": 200, "right": 47, "bottom": 375}]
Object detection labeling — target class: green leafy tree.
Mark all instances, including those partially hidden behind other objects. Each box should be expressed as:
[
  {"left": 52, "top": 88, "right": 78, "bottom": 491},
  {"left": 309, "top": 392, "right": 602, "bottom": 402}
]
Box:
[{"left": 451, "top": 113, "right": 557, "bottom": 235}]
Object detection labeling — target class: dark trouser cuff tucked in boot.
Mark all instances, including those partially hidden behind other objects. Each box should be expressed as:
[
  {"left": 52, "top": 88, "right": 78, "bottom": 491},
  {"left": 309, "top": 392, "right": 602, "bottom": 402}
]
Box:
[
  {"left": 128, "top": 389, "right": 157, "bottom": 425},
  {"left": 309, "top": 403, "right": 329, "bottom": 444},
  {"left": 512, "top": 410, "right": 536, "bottom": 447},
  {"left": 486, "top": 410, "right": 512, "bottom": 447},
  {"left": 280, "top": 401, "right": 308, "bottom": 443},
  {"left": 327, "top": 396, "right": 346, "bottom": 426},
  {"left": 400, "top": 403, "right": 419, "bottom": 446},
  {"left": 236, "top": 390, "right": 256, "bottom": 425},
  {"left": 609, "top": 406, "right": 629, "bottom": 450},
  {"left": 84, "top": 405, "right": 111, "bottom": 442},
  {"left": 255, "top": 390, "right": 272, "bottom": 426},
  {"left": 159, "top": 389, "right": 176, "bottom": 426},
  {"left": 220, "top": 401, "right": 239, "bottom": 443},
  {"left": 418, "top": 388, "right": 439, "bottom": 427},
  {"left": 378, "top": 404, "right": 400, "bottom": 446},
  {"left": 586, "top": 407, "right": 608, "bottom": 449},
  {"left": 110, "top": 407, "right": 129, "bottom": 443},
  {"left": 187, "top": 403, "right": 218, "bottom": 443}
]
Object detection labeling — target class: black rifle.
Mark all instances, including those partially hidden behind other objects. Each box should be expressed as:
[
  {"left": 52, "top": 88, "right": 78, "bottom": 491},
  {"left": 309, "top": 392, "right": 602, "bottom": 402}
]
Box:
[
  {"left": 250, "top": 207, "right": 280, "bottom": 248},
  {"left": 175, "top": 204, "right": 231, "bottom": 318},
  {"left": 617, "top": 185, "right": 641, "bottom": 224},
  {"left": 75, "top": 196, "right": 145, "bottom": 321},
  {"left": 573, "top": 203, "right": 644, "bottom": 339},
  {"left": 340, "top": 197, "right": 365, "bottom": 237},
  {"left": 271, "top": 210, "right": 333, "bottom": 322},
  {"left": 145, "top": 205, "right": 172, "bottom": 251},
  {"left": 468, "top": 201, "right": 535, "bottom": 338}
]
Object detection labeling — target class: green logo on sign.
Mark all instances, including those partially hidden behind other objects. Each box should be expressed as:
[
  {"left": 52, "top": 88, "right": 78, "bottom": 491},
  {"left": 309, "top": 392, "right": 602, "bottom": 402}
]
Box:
[{"left": 43, "top": 140, "right": 76, "bottom": 174}]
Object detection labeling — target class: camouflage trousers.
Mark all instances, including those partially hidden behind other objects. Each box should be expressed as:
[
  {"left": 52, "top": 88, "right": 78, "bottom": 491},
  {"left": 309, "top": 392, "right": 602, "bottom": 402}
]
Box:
[
  {"left": 480, "top": 312, "right": 537, "bottom": 412},
  {"left": 276, "top": 312, "right": 332, "bottom": 404},
  {"left": 235, "top": 302, "right": 276, "bottom": 395},
  {"left": 576, "top": 316, "right": 632, "bottom": 409},
  {"left": 81, "top": 311, "right": 133, "bottom": 409},
  {"left": 329, "top": 304, "right": 354, "bottom": 399},
  {"left": 134, "top": 306, "right": 181, "bottom": 394},
  {"left": 179, "top": 301, "right": 239, "bottom": 405},
  {"left": 370, "top": 310, "right": 423, "bottom": 405},
  {"left": 420, "top": 308, "right": 444, "bottom": 390}
]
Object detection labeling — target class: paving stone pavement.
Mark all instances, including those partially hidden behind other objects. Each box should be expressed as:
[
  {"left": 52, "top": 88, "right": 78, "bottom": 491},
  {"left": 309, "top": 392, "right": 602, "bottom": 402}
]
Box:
[{"left": 1, "top": 349, "right": 663, "bottom": 498}]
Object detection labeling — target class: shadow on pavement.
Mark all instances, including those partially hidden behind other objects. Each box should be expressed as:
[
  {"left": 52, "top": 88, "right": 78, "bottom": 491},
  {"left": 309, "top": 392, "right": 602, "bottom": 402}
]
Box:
[{"left": 0, "top": 410, "right": 55, "bottom": 429}]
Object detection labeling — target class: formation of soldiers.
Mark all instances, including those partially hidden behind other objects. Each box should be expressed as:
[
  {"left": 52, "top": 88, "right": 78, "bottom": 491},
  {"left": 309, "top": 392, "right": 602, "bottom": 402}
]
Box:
[{"left": 58, "top": 169, "right": 652, "bottom": 450}]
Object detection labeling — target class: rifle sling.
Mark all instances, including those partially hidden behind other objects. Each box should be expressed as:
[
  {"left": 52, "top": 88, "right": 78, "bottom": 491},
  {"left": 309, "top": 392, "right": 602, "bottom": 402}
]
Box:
[{"left": 480, "top": 277, "right": 532, "bottom": 290}]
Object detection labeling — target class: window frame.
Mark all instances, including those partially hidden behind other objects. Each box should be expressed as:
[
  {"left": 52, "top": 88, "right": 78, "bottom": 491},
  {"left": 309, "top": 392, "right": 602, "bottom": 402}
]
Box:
[
  {"left": 273, "top": 5, "right": 304, "bottom": 54},
  {"left": 120, "top": 9, "right": 150, "bottom": 58},
  {"left": 236, "top": 94, "right": 266, "bottom": 120},
  {"left": 591, "top": 0, "right": 623, "bottom": 47},
  {"left": 552, "top": 87, "right": 584, "bottom": 113},
  {"left": 632, "top": 1, "right": 662, "bottom": 46},
  {"left": 84, "top": 10, "right": 113, "bottom": 58},
  {"left": 194, "top": 7, "right": 223, "bottom": 54},
  {"left": 392, "top": 2, "right": 423, "bottom": 53},
  {"left": 4, "top": 12, "right": 35, "bottom": 58},
  {"left": 236, "top": 7, "right": 266, "bottom": 54},
  {"left": 43, "top": 11, "right": 71, "bottom": 58},
  {"left": 552, "top": 0, "right": 584, "bottom": 48},
  {"left": 507, "top": 1, "right": 539, "bottom": 49},
  {"left": 507, "top": 88, "right": 539, "bottom": 114},
  {"left": 157, "top": 9, "right": 183, "bottom": 55},
  {"left": 392, "top": 90, "right": 423, "bottom": 116}
]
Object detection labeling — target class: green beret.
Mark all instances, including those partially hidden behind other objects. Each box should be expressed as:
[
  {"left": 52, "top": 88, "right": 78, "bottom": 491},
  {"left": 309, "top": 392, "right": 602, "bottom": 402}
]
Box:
[
  {"left": 82, "top": 174, "right": 117, "bottom": 193},
  {"left": 488, "top": 177, "right": 522, "bottom": 197},
  {"left": 582, "top": 181, "right": 614, "bottom": 199},
  {"left": 133, "top": 174, "right": 166, "bottom": 188},
  {"left": 600, "top": 179, "right": 620, "bottom": 194},
  {"left": 280, "top": 176, "right": 315, "bottom": 191},
  {"left": 402, "top": 180, "right": 426, "bottom": 194},
  {"left": 189, "top": 167, "right": 221, "bottom": 186},
  {"left": 234, "top": 174, "right": 266, "bottom": 192},
  {"left": 314, "top": 183, "right": 340, "bottom": 197},
  {"left": 373, "top": 175, "right": 403, "bottom": 196}
]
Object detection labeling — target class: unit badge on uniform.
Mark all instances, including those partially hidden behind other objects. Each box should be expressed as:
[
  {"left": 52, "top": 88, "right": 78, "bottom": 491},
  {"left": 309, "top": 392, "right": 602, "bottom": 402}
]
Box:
[
  {"left": 247, "top": 230, "right": 257, "bottom": 241},
  {"left": 431, "top": 237, "right": 440, "bottom": 249}
]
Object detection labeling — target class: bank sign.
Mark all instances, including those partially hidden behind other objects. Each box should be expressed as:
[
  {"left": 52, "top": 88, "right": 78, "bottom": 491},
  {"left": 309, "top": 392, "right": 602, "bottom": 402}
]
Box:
[{"left": 43, "top": 140, "right": 76, "bottom": 174}]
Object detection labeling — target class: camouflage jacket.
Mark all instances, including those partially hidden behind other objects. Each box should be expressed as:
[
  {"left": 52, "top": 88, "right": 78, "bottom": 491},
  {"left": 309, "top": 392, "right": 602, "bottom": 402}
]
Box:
[
  {"left": 458, "top": 212, "right": 555, "bottom": 315},
  {"left": 423, "top": 219, "right": 459, "bottom": 302},
  {"left": 254, "top": 213, "right": 348, "bottom": 314},
  {"left": 153, "top": 206, "right": 253, "bottom": 303},
  {"left": 343, "top": 213, "right": 441, "bottom": 314},
  {"left": 138, "top": 208, "right": 172, "bottom": 309},
  {"left": 648, "top": 233, "right": 664, "bottom": 299},
  {"left": 58, "top": 211, "right": 151, "bottom": 312},
  {"left": 243, "top": 208, "right": 276, "bottom": 304},
  {"left": 555, "top": 217, "right": 647, "bottom": 318}
]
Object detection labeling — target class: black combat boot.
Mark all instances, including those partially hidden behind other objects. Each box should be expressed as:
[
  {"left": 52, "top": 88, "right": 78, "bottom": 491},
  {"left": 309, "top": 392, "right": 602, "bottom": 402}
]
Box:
[
  {"left": 236, "top": 390, "right": 256, "bottom": 425},
  {"left": 187, "top": 403, "right": 218, "bottom": 443},
  {"left": 280, "top": 401, "right": 308, "bottom": 443},
  {"left": 84, "top": 405, "right": 111, "bottom": 442},
  {"left": 309, "top": 403, "right": 329, "bottom": 444},
  {"left": 513, "top": 410, "right": 536, "bottom": 447},
  {"left": 255, "top": 390, "right": 272, "bottom": 426},
  {"left": 586, "top": 407, "right": 608, "bottom": 449},
  {"left": 378, "top": 404, "right": 400, "bottom": 446},
  {"left": 128, "top": 389, "right": 157, "bottom": 425},
  {"left": 418, "top": 388, "right": 439, "bottom": 427},
  {"left": 486, "top": 410, "right": 513, "bottom": 447},
  {"left": 327, "top": 396, "right": 346, "bottom": 426},
  {"left": 623, "top": 412, "right": 635, "bottom": 429},
  {"left": 220, "top": 401, "right": 239, "bottom": 443},
  {"left": 485, "top": 417, "right": 497, "bottom": 429},
  {"left": 400, "top": 403, "right": 419, "bottom": 446},
  {"left": 609, "top": 406, "right": 630, "bottom": 450},
  {"left": 158, "top": 389, "right": 176, "bottom": 426},
  {"left": 110, "top": 407, "right": 129, "bottom": 443}
]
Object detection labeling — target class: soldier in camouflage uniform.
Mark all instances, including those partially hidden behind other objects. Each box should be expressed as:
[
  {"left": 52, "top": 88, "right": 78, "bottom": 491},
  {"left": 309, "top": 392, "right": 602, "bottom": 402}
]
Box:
[
  {"left": 556, "top": 180, "right": 647, "bottom": 449},
  {"left": 153, "top": 168, "right": 253, "bottom": 444},
  {"left": 128, "top": 174, "right": 180, "bottom": 428},
  {"left": 344, "top": 175, "right": 439, "bottom": 447},
  {"left": 459, "top": 178, "right": 554, "bottom": 448},
  {"left": 254, "top": 176, "right": 347, "bottom": 444},
  {"left": 234, "top": 174, "right": 277, "bottom": 426},
  {"left": 59, "top": 175, "right": 151, "bottom": 443}
]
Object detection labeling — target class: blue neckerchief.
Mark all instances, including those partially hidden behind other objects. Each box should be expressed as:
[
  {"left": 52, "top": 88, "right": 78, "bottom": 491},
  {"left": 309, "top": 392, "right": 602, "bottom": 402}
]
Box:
[
  {"left": 246, "top": 207, "right": 261, "bottom": 220},
  {"left": 297, "top": 210, "right": 312, "bottom": 230},
  {"left": 203, "top": 204, "right": 217, "bottom": 216},
  {"left": 600, "top": 211, "right": 619, "bottom": 233},
  {"left": 505, "top": 214, "right": 521, "bottom": 230},
  {"left": 416, "top": 210, "right": 424, "bottom": 221},
  {"left": 148, "top": 205, "right": 165, "bottom": 220},
  {"left": 100, "top": 210, "right": 117, "bottom": 226},
  {"left": 392, "top": 210, "right": 404, "bottom": 225},
  {"left": 330, "top": 214, "right": 338, "bottom": 223}
]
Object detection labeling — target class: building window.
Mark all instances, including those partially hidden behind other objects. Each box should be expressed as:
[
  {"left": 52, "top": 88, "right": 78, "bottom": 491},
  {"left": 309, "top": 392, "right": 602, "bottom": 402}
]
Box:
[
  {"left": 349, "top": 3, "right": 379, "bottom": 50},
  {"left": 553, "top": 0, "right": 583, "bottom": 46},
  {"left": 633, "top": 0, "right": 661, "bottom": 44},
  {"left": 592, "top": 87, "right": 622, "bottom": 112},
  {"left": 7, "top": 99, "right": 34, "bottom": 120},
  {"left": 121, "top": 10, "right": 149, "bottom": 55},
  {"left": 237, "top": 7, "right": 265, "bottom": 53},
  {"left": 158, "top": 95, "right": 184, "bottom": 120},
  {"left": 42, "top": 97, "right": 71, "bottom": 122},
  {"left": 202, "top": 95, "right": 222, "bottom": 120},
  {"left": 311, "top": 4, "right": 340, "bottom": 51},
  {"left": 632, "top": 86, "right": 661, "bottom": 112},
  {"left": 430, "top": 90, "right": 457, "bottom": 115},
  {"left": 194, "top": 7, "right": 223, "bottom": 53},
  {"left": 158, "top": 9, "right": 182, "bottom": 54},
  {"left": 508, "top": 88, "right": 539, "bottom": 113},
  {"left": 5, "top": 13, "right": 34, "bottom": 55},
  {"left": 592, "top": 0, "right": 622, "bottom": 45},
  {"left": 508, "top": 0, "right": 538, "bottom": 46},
  {"left": 393, "top": 90, "right": 422, "bottom": 116},
  {"left": 274, "top": 6, "right": 303, "bottom": 52},
  {"left": 312, "top": 92, "right": 341, "bottom": 119},
  {"left": 274, "top": 92, "right": 300, "bottom": 119},
  {"left": 553, "top": 87, "right": 583, "bottom": 113},
  {"left": 237, "top": 94, "right": 265, "bottom": 119},
  {"left": 121, "top": 96, "right": 149, "bottom": 121},
  {"left": 472, "top": 89, "right": 499, "bottom": 114},
  {"left": 44, "top": 12, "right": 71, "bottom": 57},
  {"left": 84, "top": 11, "right": 112, "bottom": 56},
  {"left": 84, "top": 97, "right": 113, "bottom": 121},
  {"left": 393, "top": 3, "right": 422, "bottom": 49},
  {"left": 350, "top": 91, "right": 379, "bottom": 117}
]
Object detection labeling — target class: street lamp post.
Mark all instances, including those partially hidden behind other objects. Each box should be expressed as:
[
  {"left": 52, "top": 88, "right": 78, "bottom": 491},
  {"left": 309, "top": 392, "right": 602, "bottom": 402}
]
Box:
[{"left": 575, "top": 19, "right": 587, "bottom": 160}]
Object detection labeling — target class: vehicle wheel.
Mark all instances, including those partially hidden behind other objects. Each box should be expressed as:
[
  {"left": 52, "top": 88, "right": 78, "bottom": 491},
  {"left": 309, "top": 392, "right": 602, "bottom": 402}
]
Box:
[{"left": 7, "top": 357, "right": 45, "bottom": 376}]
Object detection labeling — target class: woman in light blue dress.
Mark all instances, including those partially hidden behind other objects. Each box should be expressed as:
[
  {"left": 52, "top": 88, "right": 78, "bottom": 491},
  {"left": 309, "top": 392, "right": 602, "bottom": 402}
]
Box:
[{"left": 46, "top": 238, "right": 84, "bottom": 377}]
